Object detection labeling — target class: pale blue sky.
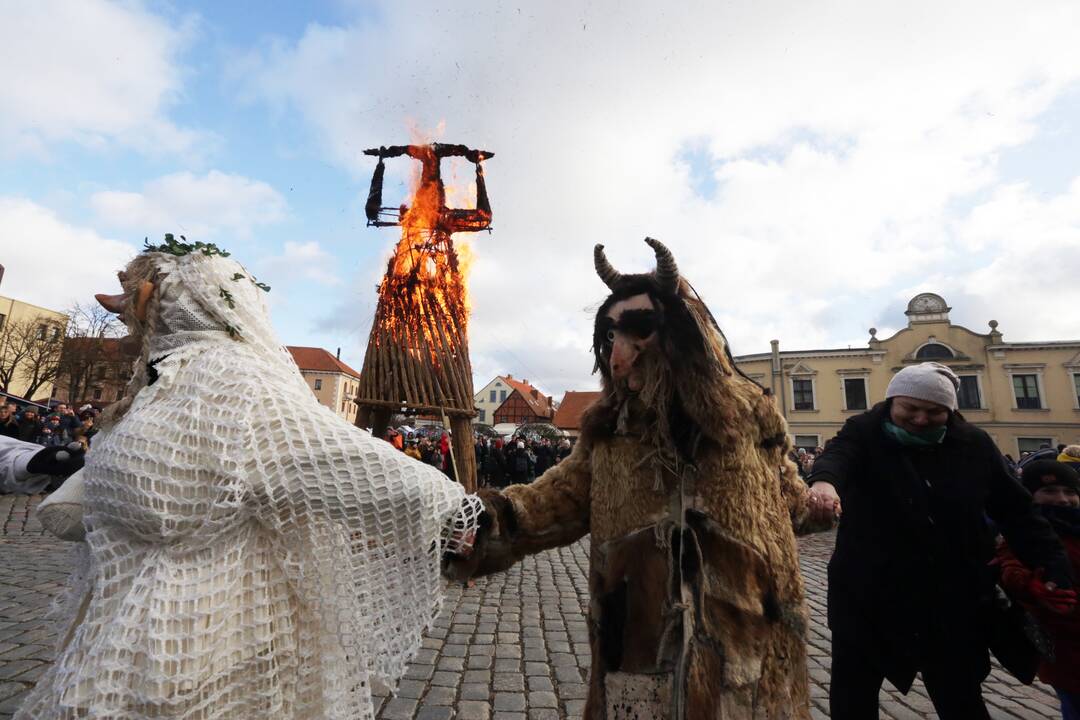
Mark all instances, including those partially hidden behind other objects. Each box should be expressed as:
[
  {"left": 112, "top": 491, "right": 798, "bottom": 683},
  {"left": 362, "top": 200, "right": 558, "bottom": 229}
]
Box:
[{"left": 3, "top": 1, "right": 1080, "bottom": 398}]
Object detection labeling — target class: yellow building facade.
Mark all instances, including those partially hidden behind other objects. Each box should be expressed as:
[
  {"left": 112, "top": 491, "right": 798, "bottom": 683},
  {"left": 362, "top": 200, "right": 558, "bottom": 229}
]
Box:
[
  {"left": 285, "top": 346, "right": 362, "bottom": 424},
  {"left": 0, "top": 293, "right": 69, "bottom": 402},
  {"left": 734, "top": 293, "right": 1080, "bottom": 458}
]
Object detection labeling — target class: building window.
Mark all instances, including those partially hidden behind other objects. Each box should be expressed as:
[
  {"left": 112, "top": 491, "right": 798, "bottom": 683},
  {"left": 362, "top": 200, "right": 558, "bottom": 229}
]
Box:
[
  {"left": 915, "top": 342, "right": 954, "bottom": 359},
  {"left": 490, "top": 390, "right": 497, "bottom": 402},
  {"left": 314, "top": 379, "right": 322, "bottom": 390},
  {"left": 0, "top": 313, "right": 5, "bottom": 329},
  {"left": 500, "top": 390, "right": 508, "bottom": 402},
  {"left": 478, "top": 409, "right": 485, "bottom": 422},
  {"left": 1012, "top": 374, "right": 1041, "bottom": 409},
  {"left": 792, "top": 379, "right": 815, "bottom": 411},
  {"left": 793, "top": 435, "right": 819, "bottom": 450},
  {"left": 1073, "top": 373, "right": 1080, "bottom": 409},
  {"left": 958, "top": 375, "right": 981, "bottom": 409},
  {"left": 92, "top": 388, "right": 102, "bottom": 400},
  {"left": 36, "top": 324, "right": 47, "bottom": 340},
  {"left": 1018, "top": 437, "right": 1053, "bottom": 455},
  {"left": 843, "top": 378, "right": 867, "bottom": 411}
]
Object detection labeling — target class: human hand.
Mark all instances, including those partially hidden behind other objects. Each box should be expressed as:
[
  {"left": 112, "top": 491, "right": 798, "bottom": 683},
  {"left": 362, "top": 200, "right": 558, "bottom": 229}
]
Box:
[
  {"left": 808, "top": 481, "right": 841, "bottom": 526},
  {"left": 449, "top": 528, "right": 477, "bottom": 558},
  {"left": 27, "top": 442, "right": 85, "bottom": 477},
  {"left": 1028, "top": 569, "right": 1078, "bottom": 615}
]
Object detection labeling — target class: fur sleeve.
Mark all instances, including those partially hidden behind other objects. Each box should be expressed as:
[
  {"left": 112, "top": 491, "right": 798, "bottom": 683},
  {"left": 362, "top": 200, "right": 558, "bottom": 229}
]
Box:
[
  {"left": 447, "top": 441, "right": 593, "bottom": 580},
  {"left": 755, "top": 401, "right": 817, "bottom": 535}
]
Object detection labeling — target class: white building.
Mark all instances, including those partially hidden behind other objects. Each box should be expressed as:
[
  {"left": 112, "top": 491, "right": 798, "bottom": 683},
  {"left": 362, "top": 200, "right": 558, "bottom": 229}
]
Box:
[{"left": 473, "top": 375, "right": 514, "bottom": 425}]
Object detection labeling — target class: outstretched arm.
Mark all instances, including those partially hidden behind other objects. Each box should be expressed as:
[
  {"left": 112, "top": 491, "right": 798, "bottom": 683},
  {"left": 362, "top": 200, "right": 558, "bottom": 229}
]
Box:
[
  {"left": 447, "top": 440, "right": 592, "bottom": 579},
  {"left": 0, "top": 435, "right": 84, "bottom": 494}
]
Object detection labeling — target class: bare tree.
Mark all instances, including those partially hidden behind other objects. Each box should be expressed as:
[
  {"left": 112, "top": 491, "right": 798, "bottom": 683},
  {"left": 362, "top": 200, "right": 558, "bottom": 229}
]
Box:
[
  {"left": 57, "top": 303, "right": 130, "bottom": 405},
  {"left": 0, "top": 318, "right": 33, "bottom": 392},
  {"left": 18, "top": 318, "right": 67, "bottom": 399},
  {"left": 0, "top": 316, "right": 67, "bottom": 399}
]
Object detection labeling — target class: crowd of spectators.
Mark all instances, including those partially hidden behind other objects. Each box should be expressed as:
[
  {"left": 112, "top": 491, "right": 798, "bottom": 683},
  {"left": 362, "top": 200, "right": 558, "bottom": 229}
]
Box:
[
  {"left": 475, "top": 435, "right": 572, "bottom": 488},
  {"left": 791, "top": 445, "right": 825, "bottom": 479},
  {"left": 379, "top": 425, "right": 574, "bottom": 487},
  {"left": 0, "top": 401, "right": 99, "bottom": 450}
]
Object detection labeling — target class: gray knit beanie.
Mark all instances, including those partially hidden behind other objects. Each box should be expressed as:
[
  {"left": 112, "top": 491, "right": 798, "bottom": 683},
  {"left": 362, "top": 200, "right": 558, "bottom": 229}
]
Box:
[{"left": 885, "top": 362, "right": 959, "bottom": 411}]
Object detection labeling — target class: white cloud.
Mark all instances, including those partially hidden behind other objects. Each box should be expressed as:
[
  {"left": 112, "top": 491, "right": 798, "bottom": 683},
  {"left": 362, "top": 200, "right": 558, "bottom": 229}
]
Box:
[
  {"left": 91, "top": 171, "right": 288, "bottom": 239},
  {"left": 0, "top": 198, "right": 138, "bottom": 311},
  {"left": 0, "top": 0, "right": 203, "bottom": 157},
  {"left": 259, "top": 241, "right": 343, "bottom": 288},
  {"left": 235, "top": 1, "right": 1080, "bottom": 391},
  {"left": 941, "top": 180, "right": 1080, "bottom": 339}
]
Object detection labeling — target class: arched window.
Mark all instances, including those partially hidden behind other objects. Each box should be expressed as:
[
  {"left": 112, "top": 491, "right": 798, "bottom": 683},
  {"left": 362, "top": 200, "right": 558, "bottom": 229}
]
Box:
[{"left": 915, "top": 342, "right": 954, "bottom": 360}]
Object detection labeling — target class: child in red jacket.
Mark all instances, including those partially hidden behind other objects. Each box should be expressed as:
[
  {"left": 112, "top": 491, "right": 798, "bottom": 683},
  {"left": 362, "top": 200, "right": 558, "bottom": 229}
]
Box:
[{"left": 998, "top": 459, "right": 1080, "bottom": 719}]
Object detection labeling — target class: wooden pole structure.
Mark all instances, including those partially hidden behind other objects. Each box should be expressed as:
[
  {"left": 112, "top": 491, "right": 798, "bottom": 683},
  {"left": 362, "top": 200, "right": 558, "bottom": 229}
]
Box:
[{"left": 355, "top": 228, "right": 478, "bottom": 491}]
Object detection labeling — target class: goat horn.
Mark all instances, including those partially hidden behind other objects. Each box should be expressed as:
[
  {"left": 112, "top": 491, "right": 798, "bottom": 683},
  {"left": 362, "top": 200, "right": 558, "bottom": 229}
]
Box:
[
  {"left": 594, "top": 244, "right": 622, "bottom": 290},
  {"left": 644, "top": 237, "right": 679, "bottom": 293}
]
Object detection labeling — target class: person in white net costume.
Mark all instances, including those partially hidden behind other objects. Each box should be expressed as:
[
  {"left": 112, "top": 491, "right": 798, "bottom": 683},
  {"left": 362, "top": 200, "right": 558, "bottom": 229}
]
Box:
[{"left": 16, "top": 237, "right": 482, "bottom": 720}]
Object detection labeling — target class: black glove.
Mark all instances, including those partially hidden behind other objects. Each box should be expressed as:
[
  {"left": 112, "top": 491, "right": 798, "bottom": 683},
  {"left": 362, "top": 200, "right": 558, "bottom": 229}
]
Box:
[{"left": 27, "top": 442, "right": 85, "bottom": 477}]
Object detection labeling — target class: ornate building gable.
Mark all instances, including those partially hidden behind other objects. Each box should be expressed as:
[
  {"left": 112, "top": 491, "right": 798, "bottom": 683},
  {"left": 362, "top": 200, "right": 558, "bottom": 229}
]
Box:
[
  {"left": 785, "top": 360, "right": 817, "bottom": 376},
  {"left": 905, "top": 292, "right": 951, "bottom": 324}
]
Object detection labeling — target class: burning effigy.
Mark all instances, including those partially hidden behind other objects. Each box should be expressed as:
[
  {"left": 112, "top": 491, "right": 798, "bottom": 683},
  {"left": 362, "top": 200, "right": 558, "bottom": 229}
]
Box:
[{"left": 355, "top": 143, "right": 493, "bottom": 490}]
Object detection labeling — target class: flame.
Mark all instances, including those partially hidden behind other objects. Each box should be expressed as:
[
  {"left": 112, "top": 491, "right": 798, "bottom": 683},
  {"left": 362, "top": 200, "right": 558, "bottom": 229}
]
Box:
[{"left": 375, "top": 144, "right": 471, "bottom": 368}]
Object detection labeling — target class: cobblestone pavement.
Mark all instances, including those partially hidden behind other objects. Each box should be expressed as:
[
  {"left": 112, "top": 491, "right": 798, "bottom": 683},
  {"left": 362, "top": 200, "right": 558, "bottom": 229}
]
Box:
[{"left": 0, "top": 493, "right": 1064, "bottom": 719}]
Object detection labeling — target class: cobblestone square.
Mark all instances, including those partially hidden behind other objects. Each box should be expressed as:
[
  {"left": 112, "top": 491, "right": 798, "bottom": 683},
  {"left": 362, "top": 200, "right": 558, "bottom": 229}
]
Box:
[{"left": 0, "top": 494, "right": 1063, "bottom": 719}]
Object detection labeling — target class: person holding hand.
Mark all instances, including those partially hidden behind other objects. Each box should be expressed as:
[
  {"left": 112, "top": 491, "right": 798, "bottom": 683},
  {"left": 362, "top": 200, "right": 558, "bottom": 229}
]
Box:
[{"left": 808, "top": 362, "right": 1074, "bottom": 720}]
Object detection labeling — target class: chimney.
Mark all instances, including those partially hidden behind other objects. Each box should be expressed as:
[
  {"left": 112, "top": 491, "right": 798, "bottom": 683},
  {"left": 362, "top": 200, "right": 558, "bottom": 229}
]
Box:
[
  {"left": 336, "top": 347, "right": 341, "bottom": 360},
  {"left": 531, "top": 388, "right": 539, "bottom": 399},
  {"left": 0, "top": 264, "right": 4, "bottom": 289},
  {"left": 522, "top": 378, "right": 528, "bottom": 385}
]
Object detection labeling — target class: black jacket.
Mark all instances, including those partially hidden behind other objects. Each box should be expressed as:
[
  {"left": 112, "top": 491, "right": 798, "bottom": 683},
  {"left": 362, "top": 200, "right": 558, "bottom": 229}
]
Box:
[{"left": 809, "top": 401, "right": 1071, "bottom": 690}]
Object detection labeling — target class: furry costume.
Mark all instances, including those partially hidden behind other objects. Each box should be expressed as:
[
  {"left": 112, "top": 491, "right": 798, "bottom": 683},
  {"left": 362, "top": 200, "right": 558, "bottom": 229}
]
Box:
[{"left": 450, "top": 238, "right": 816, "bottom": 720}]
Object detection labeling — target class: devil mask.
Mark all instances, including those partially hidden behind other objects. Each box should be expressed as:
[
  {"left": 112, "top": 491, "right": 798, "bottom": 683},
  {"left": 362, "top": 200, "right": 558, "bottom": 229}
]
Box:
[{"left": 591, "top": 237, "right": 727, "bottom": 387}]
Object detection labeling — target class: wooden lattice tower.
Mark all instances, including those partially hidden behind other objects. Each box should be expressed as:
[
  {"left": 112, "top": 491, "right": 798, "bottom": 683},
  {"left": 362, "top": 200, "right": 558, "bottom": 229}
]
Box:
[{"left": 355, "top": 143, "right": 492, "bottom": 491}]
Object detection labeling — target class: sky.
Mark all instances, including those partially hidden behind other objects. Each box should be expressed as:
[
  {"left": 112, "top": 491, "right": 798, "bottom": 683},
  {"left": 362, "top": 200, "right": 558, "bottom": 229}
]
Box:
[{"left": 3, "top": 0, "right": 1080, "bottom": 401}]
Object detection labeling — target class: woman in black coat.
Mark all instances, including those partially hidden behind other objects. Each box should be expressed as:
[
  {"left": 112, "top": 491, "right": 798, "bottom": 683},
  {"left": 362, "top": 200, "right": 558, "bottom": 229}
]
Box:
[{"left": 807, "top": 363, "right": 1074, "bottom": 719}]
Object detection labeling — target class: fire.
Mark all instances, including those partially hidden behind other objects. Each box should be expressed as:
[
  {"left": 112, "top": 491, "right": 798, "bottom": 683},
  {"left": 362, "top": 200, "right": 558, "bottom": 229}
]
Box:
[
  {"left": 357, "top": 139, "right": 491, "bottom": 416},
  {"left": 375, "top": 145, "right": 473, "bottom": 369}
]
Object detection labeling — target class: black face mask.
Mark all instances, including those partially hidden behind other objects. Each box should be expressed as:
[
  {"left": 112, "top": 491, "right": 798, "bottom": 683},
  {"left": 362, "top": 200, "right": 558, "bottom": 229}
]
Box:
[
  {"left": 598, "top": 308, "right": 660, "bottom": 349},
  {"left": 1035, "top": 503, "right": 1080, "bottom": 536}
]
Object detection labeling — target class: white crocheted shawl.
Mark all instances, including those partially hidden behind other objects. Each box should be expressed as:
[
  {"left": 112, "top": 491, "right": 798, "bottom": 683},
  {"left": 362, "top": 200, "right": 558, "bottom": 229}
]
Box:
[{"left": 17, "top": 251, "right": 481, "bottom": 720}]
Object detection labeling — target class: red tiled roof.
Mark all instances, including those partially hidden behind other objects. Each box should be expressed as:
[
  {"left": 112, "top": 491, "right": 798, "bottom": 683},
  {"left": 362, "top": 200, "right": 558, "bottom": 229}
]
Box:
[
  {"left": 500, "top": 375, "right": 554, "bottom": 419},
  {"left": 286, "top": 346, "right": 361, "bottom": 378},
  {"left": 553, "top": 391, "right": 603, "bottom": 430}
]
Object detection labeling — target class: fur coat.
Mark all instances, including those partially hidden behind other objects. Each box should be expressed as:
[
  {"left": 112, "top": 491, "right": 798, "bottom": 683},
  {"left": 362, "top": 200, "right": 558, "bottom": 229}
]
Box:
[{"left": 458, "top": 370, "right": 815, "bottom": 720}]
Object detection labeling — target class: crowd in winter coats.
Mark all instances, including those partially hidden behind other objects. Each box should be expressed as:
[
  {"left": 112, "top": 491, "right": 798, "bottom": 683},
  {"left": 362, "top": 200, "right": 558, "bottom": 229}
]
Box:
[
  {"left": 475, "top": 436, "right": 572, "bottom": 487},
  {"left": 379, "top": 427, "right": 573, "bottom": 488},
  {"left": 0, "top": 402, "right": 99, "bottom": 450}
]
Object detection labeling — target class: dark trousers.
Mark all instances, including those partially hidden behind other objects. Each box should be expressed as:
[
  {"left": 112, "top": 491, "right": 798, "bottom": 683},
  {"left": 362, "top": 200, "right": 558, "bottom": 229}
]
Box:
[{"left": 829, "top": 639, "right": 990, "bottom": 720}]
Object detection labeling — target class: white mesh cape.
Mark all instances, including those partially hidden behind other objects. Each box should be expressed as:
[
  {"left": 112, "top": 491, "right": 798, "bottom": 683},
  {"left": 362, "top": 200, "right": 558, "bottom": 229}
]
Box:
[{"left": 17, "top": 250, "right": 482, "bottom": 720}]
